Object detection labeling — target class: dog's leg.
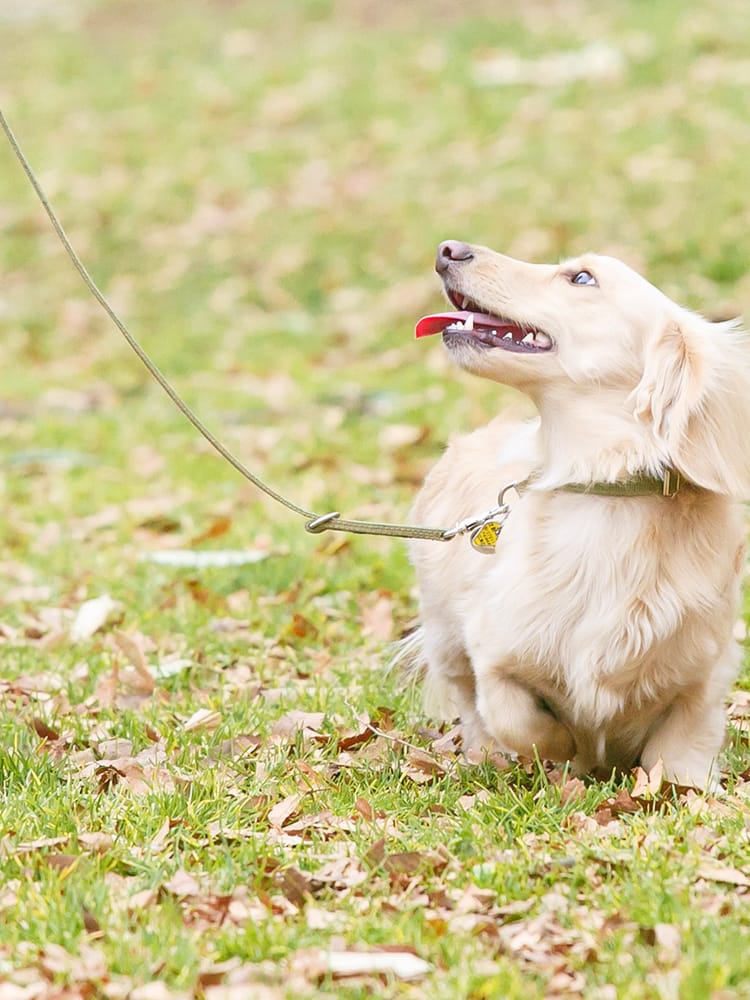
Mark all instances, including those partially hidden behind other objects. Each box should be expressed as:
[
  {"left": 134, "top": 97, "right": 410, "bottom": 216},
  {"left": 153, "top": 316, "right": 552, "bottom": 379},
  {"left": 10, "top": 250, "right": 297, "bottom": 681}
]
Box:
[
  {"left": 641, "top": 688, "right": 726, "bottom": 791},
  {"left": 474, "top": 672, "right": 577, "bottom": 761}
]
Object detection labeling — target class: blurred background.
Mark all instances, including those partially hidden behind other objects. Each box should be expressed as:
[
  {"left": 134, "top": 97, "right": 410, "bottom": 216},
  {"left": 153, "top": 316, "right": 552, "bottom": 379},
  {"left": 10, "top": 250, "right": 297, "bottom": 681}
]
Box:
[
  {"left": 2, "top": 0, "right": 750, "bottom": 601},
  {"left": 4, "top": 8, "right": 750, "bottom": 991}
]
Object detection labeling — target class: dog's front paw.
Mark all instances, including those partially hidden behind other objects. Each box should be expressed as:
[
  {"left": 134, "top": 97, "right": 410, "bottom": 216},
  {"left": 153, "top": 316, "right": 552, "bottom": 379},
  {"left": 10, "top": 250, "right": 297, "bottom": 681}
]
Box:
[
  {"left": 476, "top": 676, "right": 577, "bottom": 763},
  {"left": 528, "top": 717, "right": 577, "bottom": 763}
]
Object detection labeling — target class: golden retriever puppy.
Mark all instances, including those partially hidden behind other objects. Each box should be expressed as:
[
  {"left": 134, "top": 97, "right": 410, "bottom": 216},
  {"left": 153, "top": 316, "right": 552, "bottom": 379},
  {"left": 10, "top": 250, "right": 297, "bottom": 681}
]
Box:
[{"left": 410, "top": 240, "right": 750, "bottom": 789}]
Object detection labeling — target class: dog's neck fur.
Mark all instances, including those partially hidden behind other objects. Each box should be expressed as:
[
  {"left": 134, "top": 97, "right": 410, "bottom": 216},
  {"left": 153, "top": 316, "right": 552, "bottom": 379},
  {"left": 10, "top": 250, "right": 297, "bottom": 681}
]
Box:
[{"left": 531, "top": 387, "right": 668, "bottom": 491}]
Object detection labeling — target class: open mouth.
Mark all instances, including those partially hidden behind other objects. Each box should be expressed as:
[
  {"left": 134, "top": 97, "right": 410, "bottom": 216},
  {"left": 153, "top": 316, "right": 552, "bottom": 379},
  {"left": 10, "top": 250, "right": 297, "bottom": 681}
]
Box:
[{"left": 415, "top": 290, "right": 554, "bottom": 354}]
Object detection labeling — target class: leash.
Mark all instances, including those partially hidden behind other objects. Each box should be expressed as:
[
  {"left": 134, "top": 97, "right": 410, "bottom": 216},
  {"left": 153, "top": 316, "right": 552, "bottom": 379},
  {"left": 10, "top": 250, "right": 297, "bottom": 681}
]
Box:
[
  {"left": 0, "top": 110, "right": 685, "bottom": 551},
  {"left": 0, "top": 108, "right": 450, "bottom": 543}
]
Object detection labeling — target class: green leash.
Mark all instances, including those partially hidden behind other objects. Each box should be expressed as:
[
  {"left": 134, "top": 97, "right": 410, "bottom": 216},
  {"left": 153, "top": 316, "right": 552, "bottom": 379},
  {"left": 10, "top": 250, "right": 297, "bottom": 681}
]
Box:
[{"left": 0, "top": 108, "right": 683, "bottom": 551}]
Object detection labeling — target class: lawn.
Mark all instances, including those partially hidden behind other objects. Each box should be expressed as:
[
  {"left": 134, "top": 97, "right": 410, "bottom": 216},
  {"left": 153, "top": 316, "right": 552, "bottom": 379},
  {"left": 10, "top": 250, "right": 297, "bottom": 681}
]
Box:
[{"left": 2, "top": 0, "right": 750, "bottom": 997}]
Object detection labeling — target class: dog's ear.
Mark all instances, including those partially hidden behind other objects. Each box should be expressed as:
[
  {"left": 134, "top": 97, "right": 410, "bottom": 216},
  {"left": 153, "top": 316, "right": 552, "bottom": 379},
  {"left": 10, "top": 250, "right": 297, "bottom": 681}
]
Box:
[{"left": 633, "top": 314, "right": 750, "bottom": 495}]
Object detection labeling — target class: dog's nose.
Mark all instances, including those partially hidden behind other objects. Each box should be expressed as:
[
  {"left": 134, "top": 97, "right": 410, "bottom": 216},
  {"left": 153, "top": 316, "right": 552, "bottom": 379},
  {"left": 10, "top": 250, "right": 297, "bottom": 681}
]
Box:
[{"left": 436, "top": 240, "right": 474, "bottom": 275}]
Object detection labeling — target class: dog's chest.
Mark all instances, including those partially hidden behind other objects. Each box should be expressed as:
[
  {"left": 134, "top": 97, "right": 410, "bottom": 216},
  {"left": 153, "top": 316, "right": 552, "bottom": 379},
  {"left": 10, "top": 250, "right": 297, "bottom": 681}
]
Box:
[{"left": 467, "top": 494, "right": 739, "bottom": 721}]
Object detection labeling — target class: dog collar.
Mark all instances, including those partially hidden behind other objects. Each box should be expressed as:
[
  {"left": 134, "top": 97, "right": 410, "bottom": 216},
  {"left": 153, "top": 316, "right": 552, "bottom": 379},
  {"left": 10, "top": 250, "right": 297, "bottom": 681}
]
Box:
[
  {"left": 555, "top": 468, "right": 682, "bottom": 499},
  {"left": 447, "top": 469, "right": 684, "bottom": 555}
]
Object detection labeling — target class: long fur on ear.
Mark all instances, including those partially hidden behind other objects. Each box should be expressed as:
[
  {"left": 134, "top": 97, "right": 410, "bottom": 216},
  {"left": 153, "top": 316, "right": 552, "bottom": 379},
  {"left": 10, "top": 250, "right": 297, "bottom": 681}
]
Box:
[{"left": 633, "top": 313, "right": 750, "bottom": 495}]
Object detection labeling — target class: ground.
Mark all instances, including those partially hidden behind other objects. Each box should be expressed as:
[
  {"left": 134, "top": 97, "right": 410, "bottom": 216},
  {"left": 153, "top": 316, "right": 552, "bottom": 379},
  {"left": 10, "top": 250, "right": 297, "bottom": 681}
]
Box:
[{"left": 2, "top": 0, "right": 750, "bottom": 997}]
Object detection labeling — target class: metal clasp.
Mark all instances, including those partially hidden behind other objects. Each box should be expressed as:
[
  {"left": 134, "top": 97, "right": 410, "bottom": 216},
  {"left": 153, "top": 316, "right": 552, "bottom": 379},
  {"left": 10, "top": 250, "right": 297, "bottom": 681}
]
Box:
[
  {"left": 662, "top": 469, "right": 681, "bottom": 498},
  {"left": 305, "top": 511, "right": 341, "bottom": 533},
  {"left": 443, "top": 481, "right": 523, "bottom": 554}
]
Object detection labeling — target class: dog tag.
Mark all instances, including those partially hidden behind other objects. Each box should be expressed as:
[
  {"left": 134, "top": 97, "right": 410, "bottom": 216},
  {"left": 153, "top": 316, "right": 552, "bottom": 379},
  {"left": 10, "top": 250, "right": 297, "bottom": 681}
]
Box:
[{"left": 470, "top": 519, "right": 502, "bottom": 554}]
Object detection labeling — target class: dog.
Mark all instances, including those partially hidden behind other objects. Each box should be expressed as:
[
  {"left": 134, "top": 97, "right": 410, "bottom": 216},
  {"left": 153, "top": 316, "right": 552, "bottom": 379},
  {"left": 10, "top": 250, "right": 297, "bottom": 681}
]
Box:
[{"left": 409, "top": 240, "right": 750, "bottom": 789}]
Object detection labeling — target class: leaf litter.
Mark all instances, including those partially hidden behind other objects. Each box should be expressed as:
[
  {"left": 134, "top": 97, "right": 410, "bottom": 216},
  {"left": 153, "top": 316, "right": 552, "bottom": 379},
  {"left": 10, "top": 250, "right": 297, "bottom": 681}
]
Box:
[{"left": 4, "top": 1, "right": 750, "bottom": 997}]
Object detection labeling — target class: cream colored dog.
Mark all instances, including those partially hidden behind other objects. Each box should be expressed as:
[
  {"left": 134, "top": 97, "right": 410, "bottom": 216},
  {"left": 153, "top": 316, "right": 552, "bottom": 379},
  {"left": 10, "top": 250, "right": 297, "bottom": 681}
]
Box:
[{"left": 410, "top": 240, "right": 750, "bottom": 789}]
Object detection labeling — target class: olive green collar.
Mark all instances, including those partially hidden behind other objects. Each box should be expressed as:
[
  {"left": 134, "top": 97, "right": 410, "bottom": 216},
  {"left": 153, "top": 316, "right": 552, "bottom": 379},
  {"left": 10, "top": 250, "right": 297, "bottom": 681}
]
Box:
[{"left": 554, "top": 468, "right": 682, "bottom": 498}]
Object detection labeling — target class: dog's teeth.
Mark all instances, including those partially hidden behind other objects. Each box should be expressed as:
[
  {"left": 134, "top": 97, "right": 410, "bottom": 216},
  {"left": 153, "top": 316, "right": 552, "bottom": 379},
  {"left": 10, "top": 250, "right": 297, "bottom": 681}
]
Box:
[
  {"left": 521, "top": 333, "right": 533, "bottom": 345},
  {"left": 464, "top": 314, "right": 474, "bottom": 330},
  {"left": 534, "top": 332, "right": 552, "bottom": 348},
  {"left": 461, "top": 296, "right": 470, "bottom": 309},
  {"left": 502, "top": 331, "right": 513, "bottom": 340}
]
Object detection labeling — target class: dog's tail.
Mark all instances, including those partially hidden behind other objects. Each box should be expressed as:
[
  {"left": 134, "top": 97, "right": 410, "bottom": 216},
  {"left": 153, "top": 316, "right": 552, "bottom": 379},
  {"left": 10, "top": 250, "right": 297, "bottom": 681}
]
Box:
[
  {"left": 388, "top": 625, "right": 463, "bottom": 723},
  {"left": 387, "top": 624, "right": 426, "bottom": 678}
]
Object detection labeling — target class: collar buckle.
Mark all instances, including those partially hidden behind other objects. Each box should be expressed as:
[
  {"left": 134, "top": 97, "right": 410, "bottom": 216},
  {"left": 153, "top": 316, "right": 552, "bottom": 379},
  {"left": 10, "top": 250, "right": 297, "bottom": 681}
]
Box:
[{"left": 662, "top": 469, "right": 681, "bottom": 498}]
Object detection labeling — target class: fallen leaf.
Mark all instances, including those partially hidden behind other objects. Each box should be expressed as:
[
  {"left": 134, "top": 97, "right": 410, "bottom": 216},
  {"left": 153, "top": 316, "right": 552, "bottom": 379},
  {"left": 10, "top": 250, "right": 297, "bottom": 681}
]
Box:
[
  {"left": 403, "top": 749, "right": 447, "bottom": 783},
  {"left": 275, "top": 866, "right": 312, "bottom": 907},
  {"left": 163, "top": 869, "right": 202, "bottom": 898},
  {"left": 268, "top": 794, "right": 303, "bottom": 831},
  {"left": 271, "top": 711, "right": 326, "bottom": 741},
  {"left": 354, "top": 797, "right": 373, "bottom": 821},
  {"left": 183, "top": 708, "right": 222, "bottom": 732},
  {"left": 324, "top": 949, "right": 432, "bottom": 981},
  {"left": 632, "top": 759, "right": 664, "bottom": 797},
  {"left": 559, "top": 777, "right": 587, "bottom": 805},
  {"left": 78, "top": 832, "right": 114, "bottom": 853},
  {"left": 191, "top": 515, "right": 233, "bottom": 545},
  {"left": 70, "top": 594, "right": 119, "bottom": 642},
  {"left": 696, "top": 863, "right": 750, "bottom": 887}
]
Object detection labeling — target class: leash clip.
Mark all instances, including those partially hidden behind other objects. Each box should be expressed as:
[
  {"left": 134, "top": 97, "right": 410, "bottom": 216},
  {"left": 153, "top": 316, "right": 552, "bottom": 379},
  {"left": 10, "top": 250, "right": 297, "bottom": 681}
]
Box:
[
  {"left": 444, "top": 481, "right": 522, "bottom": 554},
  {"left": 305, "top": 511, "right": 341, "bottom": 534}
]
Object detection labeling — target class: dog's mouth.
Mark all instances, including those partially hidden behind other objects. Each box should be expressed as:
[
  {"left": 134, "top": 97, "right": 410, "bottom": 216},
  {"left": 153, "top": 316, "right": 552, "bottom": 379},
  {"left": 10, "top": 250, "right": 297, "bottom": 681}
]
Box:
[{"left": 415, "top": 290, "right": 554, "bottom": 354}]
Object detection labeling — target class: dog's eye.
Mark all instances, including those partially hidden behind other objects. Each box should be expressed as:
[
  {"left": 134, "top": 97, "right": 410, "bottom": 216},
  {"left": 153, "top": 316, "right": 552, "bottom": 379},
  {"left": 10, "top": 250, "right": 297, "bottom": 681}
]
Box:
[{"left": 571, "top": 270, "right": 597, "bottom": 286}]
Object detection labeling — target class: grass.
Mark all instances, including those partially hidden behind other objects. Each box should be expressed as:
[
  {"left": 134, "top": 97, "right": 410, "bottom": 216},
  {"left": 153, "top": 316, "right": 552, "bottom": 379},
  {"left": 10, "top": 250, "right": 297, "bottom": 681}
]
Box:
[{"left": 2, "top": 0, "right": 750, "bottom": 996}]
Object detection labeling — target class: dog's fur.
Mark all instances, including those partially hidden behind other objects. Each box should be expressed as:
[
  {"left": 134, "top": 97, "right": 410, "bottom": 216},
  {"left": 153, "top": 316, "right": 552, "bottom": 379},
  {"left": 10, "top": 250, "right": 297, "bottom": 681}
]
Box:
[{"left": 410, "top": 244, "right": 750, "bottom": 789}]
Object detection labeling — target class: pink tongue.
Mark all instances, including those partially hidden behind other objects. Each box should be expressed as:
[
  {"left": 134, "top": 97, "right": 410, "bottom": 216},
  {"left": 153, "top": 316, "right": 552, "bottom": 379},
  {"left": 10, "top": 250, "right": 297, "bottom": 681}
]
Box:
[
  {"left": 415, "top": 310, "right": 510, "bottom": 339},
  {"left": 415, "top": 311, "right": 470, "bottom": 338}
]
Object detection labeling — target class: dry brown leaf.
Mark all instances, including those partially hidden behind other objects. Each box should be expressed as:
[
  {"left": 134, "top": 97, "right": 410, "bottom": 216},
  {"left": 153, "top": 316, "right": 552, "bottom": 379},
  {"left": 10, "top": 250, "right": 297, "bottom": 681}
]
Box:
[
  {"left": 632, "top": 759, "right": 664, "bottom": 797},
  {"left": 70, "top": 594, "right": 119, "bottom": 642},
  {"left": 163, "top": 869, "right": 202, "bottom": 898},
  {"left": 383, "top": 851, "right": 423, "bottom": 876},
  {"left": 183, "top": 708, "right": 222, "bottom": 733},
  {"left": 112, "top": 630, "right": 151, "bottom": 673},
  {"left": 96, "top": 738, "right": 134, "bottom": 758},
  {"left": 275, "top": 866, "right": 312, "bottom": 907},
  {"left": 191, "top": 515, "right": 233, "bottom": 545},
  {"left": 403, "top": 749, "right": 447, "bottom": 783},
  {"left": 127, "top": 888, "right": 158, "bottom": 913},
  {"left": 77, "top": 832, "right": 114, "bottom": 854},
  {"left": 207, "top": 734, "right": 262, "bottom": 760},
  {"left": 603, "top": 788, "right": 642, "bottom": 818},
  {"left": 696, "top": 862, "right": 750, "bottom": 887},
  {"left": 271, "top": 710, "right": 327, "bottom": 741},
  {"left": 13, "top": 836, "right": 69, "bottom": 854},
  {"left": 30, "top": 717, "right": 60, "bottom": 742},
  {"left": 337, "top": 719, "right": 376, "bottom": 752},
  {"left": 40, "top": 853, "right": 79, "bottom": 872},
  {"left": 354, "top": 797, "right": 373, "bottom": 821},
  {"left": 559, "top": 777, "right": 587, "bottom": 805},
  {"left": 312, "top": 854, "right": 369, "bottom": 890},
  {"left": 267, "top": 793, "right": 303, "bottom": 831},
  {"left": 364, "top": 837, "right": 387, "bottom": 868}
]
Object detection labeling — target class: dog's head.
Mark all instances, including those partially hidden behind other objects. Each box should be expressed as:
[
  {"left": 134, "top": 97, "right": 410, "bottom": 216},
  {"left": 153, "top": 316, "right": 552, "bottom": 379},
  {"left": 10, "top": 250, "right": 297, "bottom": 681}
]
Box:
[{"left": 417, "top": 240, "right": 750, "bottom": 495}]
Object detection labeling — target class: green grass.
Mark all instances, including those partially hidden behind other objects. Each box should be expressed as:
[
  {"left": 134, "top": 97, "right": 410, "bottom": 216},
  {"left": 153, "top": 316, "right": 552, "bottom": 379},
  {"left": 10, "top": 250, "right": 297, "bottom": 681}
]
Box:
[{"left": 3, "top": 0, "right": 750, "bottom": 996}]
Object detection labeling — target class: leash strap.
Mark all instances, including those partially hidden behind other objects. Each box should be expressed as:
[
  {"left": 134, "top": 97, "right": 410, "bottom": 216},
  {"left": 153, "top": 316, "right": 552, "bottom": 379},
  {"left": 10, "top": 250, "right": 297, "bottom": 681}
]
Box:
[
  {"left": 0, "top": 108, "right": 449, "bottom": 542},
  {"left": 0, "top": 109, "right": 684, "bottom": 544}
]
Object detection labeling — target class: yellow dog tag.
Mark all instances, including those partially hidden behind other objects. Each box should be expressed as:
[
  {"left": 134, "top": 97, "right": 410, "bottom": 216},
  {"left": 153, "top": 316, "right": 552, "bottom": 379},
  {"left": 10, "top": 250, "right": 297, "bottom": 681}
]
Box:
[{"left": 470, "top": 520, "right": 502, "bottom": 554}]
